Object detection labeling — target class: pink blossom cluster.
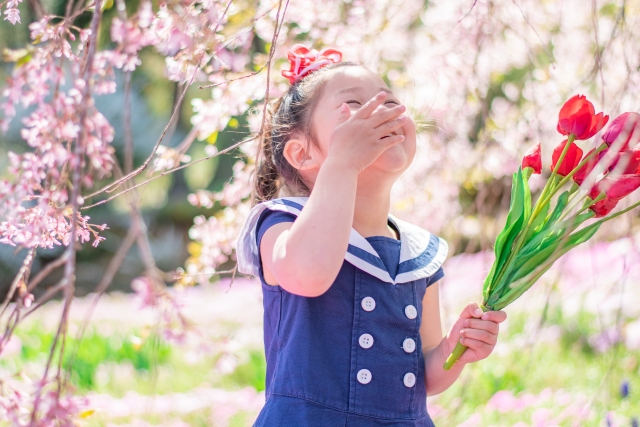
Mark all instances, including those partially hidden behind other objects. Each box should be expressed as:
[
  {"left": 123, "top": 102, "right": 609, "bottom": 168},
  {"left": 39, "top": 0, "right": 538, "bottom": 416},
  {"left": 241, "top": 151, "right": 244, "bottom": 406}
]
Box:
[
  {"left": 0, "top": 0, "right": 185, "bottom": 250},
  {"left": 1, "top": 0, "right": 22, "bottom": 24},
  {"left": 183, "top": 202, "right": 251, "bottom": 285},
  {"left": 0, "top": 380, "right": 88, "bottom": 427},
  {"left": 150, "top": 0, "right": 244, "bottom": 83},
  {"left": 131, "top": 275, "right": 195, "bottom": 345},
  {"left": 191, "top": 76, "right": 267, "bottom": 140},
  {"left": 0, "top": 23, "right": 113, "bottom": 248},
  {"left": 109, "top": 1, "right": 157, "bottom": 72}
]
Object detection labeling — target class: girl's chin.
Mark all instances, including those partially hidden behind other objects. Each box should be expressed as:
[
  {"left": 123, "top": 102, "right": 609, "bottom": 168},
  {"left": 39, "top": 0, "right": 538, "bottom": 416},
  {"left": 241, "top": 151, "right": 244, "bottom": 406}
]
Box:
[{"left": 369, "top": 144, "right": 413, "bottom": 173}]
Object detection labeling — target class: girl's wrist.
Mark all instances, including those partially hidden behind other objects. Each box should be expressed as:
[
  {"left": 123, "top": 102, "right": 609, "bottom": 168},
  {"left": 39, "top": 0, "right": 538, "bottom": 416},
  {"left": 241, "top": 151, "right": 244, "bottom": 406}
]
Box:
[{"left": 322, "top": 156, "right": 361, "bottom": 177}]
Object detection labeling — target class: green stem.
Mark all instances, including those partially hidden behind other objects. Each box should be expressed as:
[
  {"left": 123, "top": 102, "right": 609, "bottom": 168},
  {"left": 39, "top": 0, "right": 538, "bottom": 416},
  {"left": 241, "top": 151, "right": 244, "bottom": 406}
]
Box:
[
  {"left": 443, "top": 303, "right": 491, "bottom": 371},
  {"left": 559, "top": 193, "right": 605, "bottom": 222},
  {"left": 592, "top": 197, "right": 640, "bottom": 225},
  {"left": 528, "top": 135, "right": 577, "bottom": 226}
]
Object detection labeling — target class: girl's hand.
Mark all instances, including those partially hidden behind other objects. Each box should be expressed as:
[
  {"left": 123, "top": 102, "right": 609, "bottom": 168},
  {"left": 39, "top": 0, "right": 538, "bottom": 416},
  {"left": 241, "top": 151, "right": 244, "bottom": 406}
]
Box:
[
  {"left": 327, "top": 91, "right": 407, "bottom": 174},
  {"left": 445, "top": 302, "right": 507, "bottom": 366}
]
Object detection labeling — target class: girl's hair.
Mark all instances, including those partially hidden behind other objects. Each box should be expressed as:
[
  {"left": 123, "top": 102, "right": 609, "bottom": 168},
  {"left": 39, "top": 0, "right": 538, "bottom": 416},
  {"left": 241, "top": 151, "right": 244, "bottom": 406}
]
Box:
[{"left": 252, "top": 61, "right": 360, "bottom": 205}]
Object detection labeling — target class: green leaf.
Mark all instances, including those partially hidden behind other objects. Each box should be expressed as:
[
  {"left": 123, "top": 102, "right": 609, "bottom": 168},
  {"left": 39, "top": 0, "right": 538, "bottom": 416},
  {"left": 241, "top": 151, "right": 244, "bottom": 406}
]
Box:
[
  {"left": 524, "top": 198, "right": 549, "bottom": 242},
  {"left": 483, "top": 167, "right": 527, "bottom": 299},
  {"left": 519, "top": 191, "right": 570, "bottom": 255},
  {"left": 547, "top": 191, "right": 570, "bottom": 226},
  {"left": 494, "top": 221, "right": 602, "bottom": 309},
  {"left": 522, "top": 166, "right": 532, "bottom": 225}
]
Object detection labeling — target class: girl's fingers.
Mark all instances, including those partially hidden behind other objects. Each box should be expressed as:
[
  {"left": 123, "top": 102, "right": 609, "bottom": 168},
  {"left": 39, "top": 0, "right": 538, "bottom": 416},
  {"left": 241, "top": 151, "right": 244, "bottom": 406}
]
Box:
[
  {"left": 481, "top": 310, "right": 507, "bottom": 323},
  {"left": 463, "top": 318, "right": 499, "bottom": 335},
  {"left": 460, "top": 328, "right": 497, "bottom": 345},
  {"left": 376, "top": 116, "right": 407, "bottom": 138},
  {"left": 371, "top": 104, "right": 406, "bottom": 127},
  {"left": 354, "top": 91, "right": 388, "bottom": 119},
  {"left": 379, "top": 134, "right": 405, "bottom": 147},
  {"left": 460, "top": 302, "right": 484, "bottom": 320},
  {"left": 460, "top": 337, "right": 493, "bottom": 354}
]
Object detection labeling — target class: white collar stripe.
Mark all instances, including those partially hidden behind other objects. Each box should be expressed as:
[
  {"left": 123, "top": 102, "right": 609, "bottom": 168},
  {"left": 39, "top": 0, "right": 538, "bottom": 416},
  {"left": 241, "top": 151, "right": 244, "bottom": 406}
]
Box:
[
  {"left": 234, "top": 197, "right": 448, "bottom": 284},
  {"left": 396, "top": 233, "right": 440, "bottom": 275},
  {"left": 346, "top": 244, "right": 389, "bottom": 273},
  {"left": 394, "top": 238, "right": 448, "bottom": 283},
  {"left": 344, "top": 252, "right": 394, "bottom": 283}
]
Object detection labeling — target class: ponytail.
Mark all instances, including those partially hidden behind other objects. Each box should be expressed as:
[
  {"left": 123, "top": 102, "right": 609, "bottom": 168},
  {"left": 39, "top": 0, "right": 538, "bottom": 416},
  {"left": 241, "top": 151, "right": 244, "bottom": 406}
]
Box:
[{"left": 253, "top": 98, "right": 283, "bottom": 204}]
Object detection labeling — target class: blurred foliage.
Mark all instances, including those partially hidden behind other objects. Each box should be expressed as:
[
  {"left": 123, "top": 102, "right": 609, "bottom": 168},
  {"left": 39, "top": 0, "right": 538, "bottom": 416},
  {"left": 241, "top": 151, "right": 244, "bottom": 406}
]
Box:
[{"left": 11, "top": 323, "right": 170, "bottom": 390}]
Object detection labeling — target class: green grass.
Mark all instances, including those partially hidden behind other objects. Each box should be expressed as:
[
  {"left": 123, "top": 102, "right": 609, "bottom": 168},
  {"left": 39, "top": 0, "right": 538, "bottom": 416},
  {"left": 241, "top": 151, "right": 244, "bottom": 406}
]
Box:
[{"left": 5, "top": 306, "right": 640, "bottom": 426}]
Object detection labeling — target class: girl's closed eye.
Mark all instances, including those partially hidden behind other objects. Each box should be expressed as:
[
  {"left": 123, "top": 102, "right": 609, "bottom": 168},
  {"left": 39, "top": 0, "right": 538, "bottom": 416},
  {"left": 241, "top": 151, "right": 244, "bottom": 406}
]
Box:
[{"left": 345, "top": 100, "right": 400, "bottom": 106}]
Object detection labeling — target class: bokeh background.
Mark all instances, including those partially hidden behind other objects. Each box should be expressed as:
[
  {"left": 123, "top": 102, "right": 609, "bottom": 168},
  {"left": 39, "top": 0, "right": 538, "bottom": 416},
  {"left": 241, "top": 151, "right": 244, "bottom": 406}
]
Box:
[{"left": 1, "top": 0, "right": 640, "bottom": 425}]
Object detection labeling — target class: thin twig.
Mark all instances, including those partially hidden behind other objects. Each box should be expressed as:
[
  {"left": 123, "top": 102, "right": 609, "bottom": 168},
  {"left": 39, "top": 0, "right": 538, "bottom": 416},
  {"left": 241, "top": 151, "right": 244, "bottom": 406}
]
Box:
[
  {"left": 83, "top": 59, "right": 205, "bottom": 200},
  {"left": 443, "top": 0, "right": 479, "bottom": 36},
  {"left": 80, "top": 135, "right": 258, "bottom": 210},
  {"left": 0, "top": 248, "right": 35, "bottom": 319},
  {"left": 510, "top": 0, "right": 555, "bottom": 68},
  {"left": 26, "top": 251, "right": 70, "bottom": 293}
]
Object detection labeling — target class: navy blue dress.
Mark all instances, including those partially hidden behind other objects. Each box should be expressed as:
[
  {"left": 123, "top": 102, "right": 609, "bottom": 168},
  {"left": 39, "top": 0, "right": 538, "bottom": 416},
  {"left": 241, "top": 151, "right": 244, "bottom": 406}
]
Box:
[{"left": 235, "top": 197, "right": 448, "bottom": 427}]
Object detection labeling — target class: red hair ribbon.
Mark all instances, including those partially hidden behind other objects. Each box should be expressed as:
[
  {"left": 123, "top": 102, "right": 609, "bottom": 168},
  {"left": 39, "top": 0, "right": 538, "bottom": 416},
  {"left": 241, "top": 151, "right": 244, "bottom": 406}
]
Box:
[{"left": 281, "top": 44, "right": 343, "bottom": 85}]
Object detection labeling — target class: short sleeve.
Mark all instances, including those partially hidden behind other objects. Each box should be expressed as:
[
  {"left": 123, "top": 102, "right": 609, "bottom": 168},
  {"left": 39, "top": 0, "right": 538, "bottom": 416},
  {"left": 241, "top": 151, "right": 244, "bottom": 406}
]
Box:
[
  {"left": 255, "top": 209, "right": 296, "bottom": 256},
  {"left": 426, "top": 266, "right": 444, "bottom": 287}
]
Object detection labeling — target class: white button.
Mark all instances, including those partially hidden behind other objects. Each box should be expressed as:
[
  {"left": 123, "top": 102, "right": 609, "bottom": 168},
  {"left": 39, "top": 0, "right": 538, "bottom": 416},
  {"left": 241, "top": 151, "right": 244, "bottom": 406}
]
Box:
[
  {"left": 357, "top": 369, "right": 372, "bottom": 384},
  {"left": 405, "top": 304, "right": 417, "bottom": 319},
  {"left": 402, "top": 338, "right": 416, "bottom": 353},
  {"left": 403, "top": 372, "right": 416, "bottom": 388},
  {"left": 361, "top": 297, "right": 376, "bottom": 312},
  {"left": 359, "top": 333, "right": 374, "bottom": 349}
]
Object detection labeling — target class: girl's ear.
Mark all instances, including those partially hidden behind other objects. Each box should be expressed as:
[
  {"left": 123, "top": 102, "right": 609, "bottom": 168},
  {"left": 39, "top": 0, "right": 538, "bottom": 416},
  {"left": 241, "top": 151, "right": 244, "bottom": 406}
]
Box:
[{"left": 282, "top": 137, "right": 319, "bottom": 171}]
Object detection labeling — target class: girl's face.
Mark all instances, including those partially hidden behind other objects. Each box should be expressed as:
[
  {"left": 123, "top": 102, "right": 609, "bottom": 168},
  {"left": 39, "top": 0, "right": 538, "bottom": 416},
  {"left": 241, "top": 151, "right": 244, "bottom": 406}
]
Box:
[{"left": 302, "top": 66, "right": 417, "bottom": 187}]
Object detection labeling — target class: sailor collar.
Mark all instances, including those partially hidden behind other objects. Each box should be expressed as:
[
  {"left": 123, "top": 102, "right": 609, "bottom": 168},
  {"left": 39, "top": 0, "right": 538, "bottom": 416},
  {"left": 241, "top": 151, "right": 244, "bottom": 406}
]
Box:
[{"left": 235, "top": 197, "right": 448, "bottom": 285}]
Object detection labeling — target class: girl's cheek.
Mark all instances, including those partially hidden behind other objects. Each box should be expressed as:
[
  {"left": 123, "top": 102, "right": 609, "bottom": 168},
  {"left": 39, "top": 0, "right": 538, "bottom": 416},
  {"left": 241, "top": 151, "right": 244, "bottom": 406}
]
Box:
[{"left": 404, "top": 115, "right": 417, "bottom": 135}]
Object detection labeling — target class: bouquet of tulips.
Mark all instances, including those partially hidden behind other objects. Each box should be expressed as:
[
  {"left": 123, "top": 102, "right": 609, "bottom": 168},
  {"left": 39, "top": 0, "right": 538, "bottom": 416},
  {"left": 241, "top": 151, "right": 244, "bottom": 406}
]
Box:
[{"left": 443, "top": 95, "right": 640, "bottom": 370}]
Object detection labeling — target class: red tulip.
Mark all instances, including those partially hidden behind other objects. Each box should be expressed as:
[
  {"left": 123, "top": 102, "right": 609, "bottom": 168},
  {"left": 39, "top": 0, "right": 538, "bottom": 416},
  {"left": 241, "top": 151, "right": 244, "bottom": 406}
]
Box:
[
  {"left": 602, "top": 112, "right": 640, "bottom": 152},
  {"left": 551, "top": 140, "right": 583, "bottom": 176},
  {"left": 602, "top": 147, "right": 640, "bottom": 175},
  {"left": 589, "top": 174, "right": 640, "bottom": 217},
  {"left": 521, "top": 142, "right": 542, "bottom": 174},
  {"left": 557, "top": 95, "right": 609, "bottom": 140},
  {"left": 589, "top": 196, "right": 619, "bottom": 218},
  {"left": 573, "top": 148, "right": 599, "bottom": 186}
]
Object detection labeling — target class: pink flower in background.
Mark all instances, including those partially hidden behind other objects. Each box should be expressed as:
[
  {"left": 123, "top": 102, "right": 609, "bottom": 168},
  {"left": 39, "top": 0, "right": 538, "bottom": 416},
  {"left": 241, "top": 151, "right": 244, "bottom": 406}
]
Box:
[{"left": 131, "top": 276, "right": 160, "bottom": 308}]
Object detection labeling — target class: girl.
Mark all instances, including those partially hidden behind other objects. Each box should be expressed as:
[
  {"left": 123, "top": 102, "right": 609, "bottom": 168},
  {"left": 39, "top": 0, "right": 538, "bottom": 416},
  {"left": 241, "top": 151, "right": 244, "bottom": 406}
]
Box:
[{"left": 236, "top": 44, "right": 507, "bottom": 427}]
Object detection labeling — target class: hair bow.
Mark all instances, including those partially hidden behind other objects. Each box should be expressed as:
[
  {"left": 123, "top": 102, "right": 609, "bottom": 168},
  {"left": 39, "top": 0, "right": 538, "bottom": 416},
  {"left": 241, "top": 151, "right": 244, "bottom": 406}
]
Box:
[{"left": 281, "top": 44, "right": 343, "bottom": 85}]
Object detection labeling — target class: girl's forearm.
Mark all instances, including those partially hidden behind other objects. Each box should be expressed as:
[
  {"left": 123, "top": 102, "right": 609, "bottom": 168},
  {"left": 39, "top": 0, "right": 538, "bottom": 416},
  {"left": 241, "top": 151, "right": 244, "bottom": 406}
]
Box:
[
  {"left": 423, "top": 338, "right": 466, "bottom": 396},
  {"left": 272, "top": 158, "right": 358, "bottom": 296}
]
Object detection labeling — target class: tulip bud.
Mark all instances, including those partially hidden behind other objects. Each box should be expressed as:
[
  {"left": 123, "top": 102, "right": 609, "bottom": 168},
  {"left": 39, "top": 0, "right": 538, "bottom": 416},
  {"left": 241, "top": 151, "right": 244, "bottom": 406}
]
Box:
[{"left": 521, "top": 142, "right": 542, "bottom": 174}]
